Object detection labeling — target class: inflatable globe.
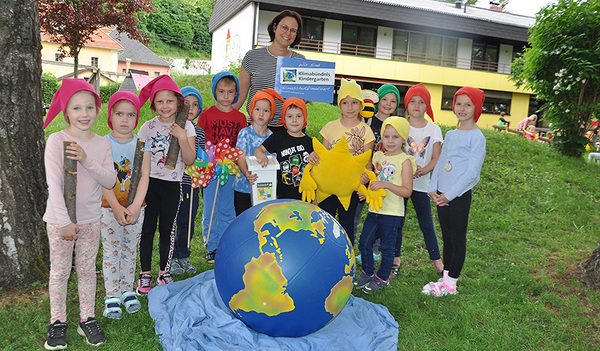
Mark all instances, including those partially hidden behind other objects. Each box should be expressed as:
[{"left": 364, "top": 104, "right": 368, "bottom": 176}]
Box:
[{"left": 214, "top": 199, "right": 355, "bottom": 337}]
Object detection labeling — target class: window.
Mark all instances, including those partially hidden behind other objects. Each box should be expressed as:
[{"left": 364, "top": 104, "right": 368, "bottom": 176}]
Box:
[
  {"left": 441, "top": 86, "right": 512, "bottom": 114},
  {"left": 392, "top": 31, "right": 408, "bottom": 61},
  {"left": 341, "top": 23, "right": 376, "bottom": 57},
  {"left": 54, "top": 53, "right": 63, "bottom": 62},
  {"left": 471, "top": 40, "right": 499, "bottom": 71},
  {"left": 300, "top": 18, "right": 324, "bottom": 51},
  {"left": 91, "top": 57, "right": 99, "bottom": 67},
  {"left": 154, "top": 72, "right": 160, "bottom": 77},
  {"left": 393, "top": 30, "right": 458, "bottom": 67}
]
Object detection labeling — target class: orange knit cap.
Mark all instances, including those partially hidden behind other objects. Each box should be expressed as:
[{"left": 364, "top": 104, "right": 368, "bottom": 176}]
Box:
[
  {"left": 453, "top": 86, "right": 486, "bottom": 122},
  {"left": 248, "top": 89, "right": 284, "bottom": 123},
  {"left": 278, "top": 97, "right": 308, "bottom": 129},
  {"left": 404, "top": 83, "right": 434, "bottom": 121}
]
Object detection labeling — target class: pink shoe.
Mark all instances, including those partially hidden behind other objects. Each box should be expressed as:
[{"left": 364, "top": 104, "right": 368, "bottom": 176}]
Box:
[
  {"left": 136, "top": 273, "right": 152, "bottom": 295},
  {"left": 421, "top": 279, "right": 443, "bottom": 294},
  {"left": 428, "top": 282, "right": 457, "bottom": 297}
]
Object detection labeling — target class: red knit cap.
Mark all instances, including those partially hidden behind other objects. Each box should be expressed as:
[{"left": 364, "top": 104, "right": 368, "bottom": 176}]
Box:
[
  {"left": 107, "top": 91, "right": 141, "bottom": 130},
  {"left": 43, "top": 79, "right": 101, "bottom": 129},
  {"left": 249, "top": 89, "right": 284, "bottom": 123},
  {"left": 278, "top": 97, "right": 308, "bottom": 129},
  {"left": 453, "top": 86, "right": 485, "bottom": 122},
  {"left": 139, "top": 75, "right": 183, "bottom": 107},
  {"left": 404, "top": 83, "right": 434, "bottom": 121}
]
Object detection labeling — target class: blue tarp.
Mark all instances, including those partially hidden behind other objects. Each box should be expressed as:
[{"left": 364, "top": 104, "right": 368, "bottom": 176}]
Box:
[{"left": 148, "top": 270, "right": 399, "bottom": 350}]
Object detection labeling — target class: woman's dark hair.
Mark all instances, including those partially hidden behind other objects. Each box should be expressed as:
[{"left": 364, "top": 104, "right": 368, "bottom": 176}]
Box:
[{"left": 267, "top": 10, "right": 303, "bottom": 48}]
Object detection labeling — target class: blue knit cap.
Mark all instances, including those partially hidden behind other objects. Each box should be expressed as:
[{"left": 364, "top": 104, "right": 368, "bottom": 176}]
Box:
[
  {"left": 211, "top": 71, "right": 240, "bottom": 104},
  {"left": 180, "top": 86, "right": 203, "bottom": 119}
]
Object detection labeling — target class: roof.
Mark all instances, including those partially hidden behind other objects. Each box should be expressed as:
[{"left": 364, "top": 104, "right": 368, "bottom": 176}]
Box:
[
  {"left": 41, "top": 27, "right": 124, "bottom": 50},
  {"left": 109, "top": 31, "right": 170, "bottom": 67},
  {"left": 119, "top": 73, "right": 152, "bottom": 92},
  {"left": 209, "top": 0, "right": 534, "bottom": 43}
]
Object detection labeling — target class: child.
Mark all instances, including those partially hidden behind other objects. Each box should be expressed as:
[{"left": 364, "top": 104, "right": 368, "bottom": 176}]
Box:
[
  {"left": 497, "top": 111, "right": 510, "bottom": 130},
  {"left": 43, "top": 79, "right": 115, "bottom": 348},
  {"left": 100, "top": 91, "right": 150, "bottom": 319},
  {"left": 137, "top": 75, "right": 196, "bottom": 292},
  {"left": 316, "top": 78, "right": 375, "bottom": 245},
  {"left": 233, "top": 89, "right": 283, "bottom": 215},
  {"left": 354, "top": 117, "right": 416, "bottom": 293},
  {"left": 197, "top": 71, "right": 247, "bottom": 263},
  {"left": 254, "top": 97, "right": 313, "bottom": 200},
  {"left": 171, "top": 86, "right": 206, "bottom": 275},
  {"left": 367, "top": 83, "right": 400, "bottom": 151},
  {"left": 422, "top": 86, "right": 486, "bottom": 297},
  {"left": 395, "top": 83, "right": 444, "bottom": 277}
]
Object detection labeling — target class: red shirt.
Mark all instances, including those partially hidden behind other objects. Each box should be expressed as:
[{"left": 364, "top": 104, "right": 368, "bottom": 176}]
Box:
[{"left": 196, "top": 105, "right": 247, "bottom": 146}]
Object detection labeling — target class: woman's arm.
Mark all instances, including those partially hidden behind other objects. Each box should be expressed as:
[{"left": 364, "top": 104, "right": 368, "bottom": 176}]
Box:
[{"left": 234, "top": 66, "right": 251, "bottom": 110}]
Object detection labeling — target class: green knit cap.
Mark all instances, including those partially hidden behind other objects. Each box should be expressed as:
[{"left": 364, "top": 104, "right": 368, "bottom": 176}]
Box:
[{"left": 375, "top": 84, "right": 400, "bottom": 113}]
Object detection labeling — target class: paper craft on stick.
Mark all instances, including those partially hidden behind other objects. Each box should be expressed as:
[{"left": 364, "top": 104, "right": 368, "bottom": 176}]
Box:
[{"left": 299, "top": 136, "right": 386, "bottom": 211}]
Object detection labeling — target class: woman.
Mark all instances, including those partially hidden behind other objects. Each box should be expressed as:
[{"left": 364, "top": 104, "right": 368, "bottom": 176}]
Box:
[{"left": 234, "top": 10, "right": 305, "bottom": 131}]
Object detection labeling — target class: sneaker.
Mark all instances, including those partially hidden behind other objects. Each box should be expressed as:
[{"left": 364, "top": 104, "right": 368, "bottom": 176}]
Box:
[
  {"left": 45, "top": 320, "right": 67, "bottom": 350},
  {"left": 102, "top": 296, "right": 122, "bottom": 319},
  {"left": 354, "top": 271, "right": 374, "bottom": 289},
  {"left": 427, "top": 282, "right": 457, "bottom": 297},
  {"left": 362, "top": 275, "right": 389, "bottom": 294},
  {"left": 205, "top": 250, "right": 216, "bottom": 264},
  {"left": 157, "top": 272, "right": 175, "bottom": 285},
  {"left": 170, "top": 259, "right": 184, "bottom": 275},
  {"left": 77, "top": 317, "right": 106, "bottom": 346},
  {"left": 421, "top": 279, "right": 444, "bottom": 294},
  {"left": 136, "top": 273, "right": 152, "bottom": 295},
  {"left": 120, "top": 291, "right": 141, "bottom": 314},
  {"left": 179, "top": 258, "right": 197, "bottom": 274}
]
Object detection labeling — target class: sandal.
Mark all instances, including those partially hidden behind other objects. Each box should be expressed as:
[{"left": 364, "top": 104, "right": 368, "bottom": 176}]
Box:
[
  {"left": 120, "top": 291, "right": 141, "bottom": 314},
  {"left": 103, "top": 297, "right": 122, "bottom": 319},
  {"left": 389, "top": 264, "right": 400, "bottom": 279}
]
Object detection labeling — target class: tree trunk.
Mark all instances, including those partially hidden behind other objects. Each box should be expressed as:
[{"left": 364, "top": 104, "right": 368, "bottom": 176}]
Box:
[
  {"left": 74, "top": 53, "right": 79, "bottom": 79},
  {"left": 581, "top": 242, "right": 600, "bottom": 289},
  {"left": 0, "top": 0, "right": 50, "bottom": 287}
]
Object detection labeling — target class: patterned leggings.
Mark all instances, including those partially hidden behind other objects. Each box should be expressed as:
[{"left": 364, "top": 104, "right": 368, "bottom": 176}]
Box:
[
  {"left": 47, "top": 222, "right": 100, "bottom": 323},
  {"left": 100, "top": 207, "right": 145, "bottom": 298}
]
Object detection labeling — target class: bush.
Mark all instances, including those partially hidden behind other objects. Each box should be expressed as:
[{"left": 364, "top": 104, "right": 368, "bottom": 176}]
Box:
[
  {"left": 41, "top": 72, "right": 59, "bottom": 105},
  {"left": 99, "top": 83, "right": 121, "bottom": 104}
]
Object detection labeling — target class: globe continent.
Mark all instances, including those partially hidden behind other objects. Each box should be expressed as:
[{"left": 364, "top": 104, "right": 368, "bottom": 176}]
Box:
[{"left": 214, "top": 199, "right": 355, "bottom": 337}]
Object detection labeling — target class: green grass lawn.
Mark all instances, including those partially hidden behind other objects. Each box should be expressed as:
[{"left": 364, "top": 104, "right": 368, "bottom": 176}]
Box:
[{"left": 5, "top": 74, "right": 600, "bottom": 349}]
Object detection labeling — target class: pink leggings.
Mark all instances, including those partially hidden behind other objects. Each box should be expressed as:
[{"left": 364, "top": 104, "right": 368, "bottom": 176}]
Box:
[{"left": 47, "top": 222, "right": 100, "bottom": 323}]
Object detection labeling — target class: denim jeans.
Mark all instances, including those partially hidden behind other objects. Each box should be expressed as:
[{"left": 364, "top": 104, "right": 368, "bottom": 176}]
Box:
[
  {"left": 359, "top": 212, "right": 404, "bottom": 281},
  {"left": 396, "top": 190, "right": 441, "bottom": 260}
]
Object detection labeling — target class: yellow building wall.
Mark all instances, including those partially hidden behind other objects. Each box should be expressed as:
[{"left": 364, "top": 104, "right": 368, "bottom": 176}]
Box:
[{"left": 300, "top": 51, "right": 533, "bottom": 130}]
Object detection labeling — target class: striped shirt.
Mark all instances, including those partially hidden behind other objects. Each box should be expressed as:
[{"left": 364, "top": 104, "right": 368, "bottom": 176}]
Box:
[
  {"left": 242, "top": 46, "right": 305, "bottom": 126},
  {"left": 182, "top": 124, "right": 206, "bottom": 187}
]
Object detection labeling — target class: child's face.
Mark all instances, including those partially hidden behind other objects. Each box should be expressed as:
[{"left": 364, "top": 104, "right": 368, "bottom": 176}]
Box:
[
  {"left": 382, "top": 125, "right": 404, "bottom": 155},
  {"left": 252, "top": 99, "right": 271, "bottom": 126},
  {"left": 185, "top": 95, "right": 200, "bottom": 121},
  {"left": 284, "top": 106, "right": 304, "bottom": 134},
  {"left": 215, "top": 80, "right": 237, "bottom": 109},
  {"left": 110, "top": 100, "right": 138, "bottom": 136},
  {"left": 407, "top": 95, "right": 427, "bottom": 118},
  {"left": 378, "top": 92, "right": 397, "bottom": 116},
  {"left": 154, "top": 90, "right": 179, "bottom": 121},
  {"left": 454, "top": 94, "right": 476, "bottom": 123},
  {"left": 65, "top": 91, "right": 98, "bottom": 132},
  {"left": 339, "top": 96, "right": 361, "bottom": 120}
]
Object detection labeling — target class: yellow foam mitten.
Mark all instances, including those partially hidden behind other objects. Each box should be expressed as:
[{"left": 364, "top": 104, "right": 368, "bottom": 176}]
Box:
[
  {"left": 298, "top": 163, "right": 317, "bottom": 203},
  {"left": 363, "top": 170, "right": 386, "bottom": 212}
]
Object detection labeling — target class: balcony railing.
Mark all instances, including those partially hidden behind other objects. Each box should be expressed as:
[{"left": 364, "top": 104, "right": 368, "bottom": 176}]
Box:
[{"left": 257, "top": 34, "right": 510, "bottom": 74}]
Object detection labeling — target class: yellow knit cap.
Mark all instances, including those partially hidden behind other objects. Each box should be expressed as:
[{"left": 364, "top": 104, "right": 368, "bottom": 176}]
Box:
[
  {"left": 381, "top": 116, "right": 410, "bottom": 144},
  {"left": 337, "top": 79, "right": 364, "bottom": 108}
]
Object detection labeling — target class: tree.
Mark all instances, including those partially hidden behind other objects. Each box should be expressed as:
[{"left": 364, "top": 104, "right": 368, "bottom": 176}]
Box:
[
  {"left": 510, "top": 0, "right": 600, "bottom": 157},
  {"left": 0, "top": 0, "right": 49, "bottom": 287},
  {"left": 39, "top": 0, "right": 153, "bottom": 78}
]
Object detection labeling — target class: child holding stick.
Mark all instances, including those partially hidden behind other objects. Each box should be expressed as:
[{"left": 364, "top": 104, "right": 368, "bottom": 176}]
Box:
[
  {"left": 100, "top": 91, "right": 150, "bottom": 319},
  {"left": 137, "top": 75, "right": 196, "bottom": 293},
  {"left": 422, "top": 86, "right": 486, "bottom": 297},
  {"left": 171, "top": 86, "right": 206, "bottom": 275},
  {"left": 43, "top": 79, "right": 115, "bottom": 348}
]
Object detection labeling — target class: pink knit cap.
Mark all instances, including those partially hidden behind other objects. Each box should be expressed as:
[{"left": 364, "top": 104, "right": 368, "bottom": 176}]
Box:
[
  {"left": 139, "top": 75, "right": 183, "bottom": 107},
  {"left": 107, "top": 91, "right": 141, "bottom": 129},
  {"left": 43, "top": 79, "right": 101, "bottom": 129}
]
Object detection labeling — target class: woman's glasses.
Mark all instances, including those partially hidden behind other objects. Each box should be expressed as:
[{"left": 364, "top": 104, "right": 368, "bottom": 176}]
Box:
[{"left": 278, "top": 24, "right": 298, "bottom": 35}]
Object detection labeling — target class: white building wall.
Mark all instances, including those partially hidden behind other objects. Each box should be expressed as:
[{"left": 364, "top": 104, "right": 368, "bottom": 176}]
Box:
[
  {"left": 457, "top": 38, "right": 472, "bottom": 70},
  {"left": 376, "top": 27, "right": 393, "bottom": 60},
  {"left": 498, "top": 43, "right": 513, "bottom": 74},
  {"left": 211, "top": 3, "right": 256, "bottom": 73},
  {"left": 323, "top": 19, "right": 342, "bottom": 54}
]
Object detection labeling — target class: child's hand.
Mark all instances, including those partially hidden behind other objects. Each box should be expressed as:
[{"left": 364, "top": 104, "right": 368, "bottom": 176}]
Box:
[
  {"left": 357, "top": 192, "right": 366, "bottom": 201},
  {"left": 307, "top": 151, "right": 320, "bottom": 165},
  {"left": 59, "top": 222, "right": 79, "bottom": 241},
  {"left": 360, "top": 172, "right": 370, "bottom": 184},
  {"left": 65, "top": 142, "right": 87, "bottom": 163},
  {"left": 256, "top": 154, "right": 268, "bottom": 167},
  {"left": 368, "top": 180, "right": 386, "bottom": 191},
  {"left": 414, "top": 165, "right": 425, "bottom": 178},
  {"left": 125, "top": 204, "right": 142, "bottom": 224},
  {"left": 112, "top": 205, "right": 131, "bottom": 226},
  {"left": 169, "top": 124, "right": 187, "bottom": 141},
  {"left": 244, "top": 170, "right": 258, "bottom": 184},
  {"left": 430, "top": 192, "right": 449, "bottom": 206}
]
